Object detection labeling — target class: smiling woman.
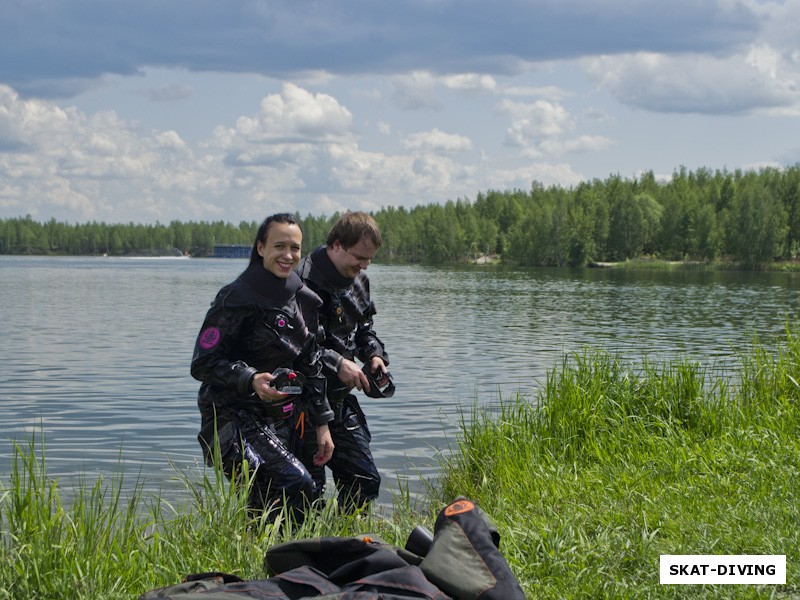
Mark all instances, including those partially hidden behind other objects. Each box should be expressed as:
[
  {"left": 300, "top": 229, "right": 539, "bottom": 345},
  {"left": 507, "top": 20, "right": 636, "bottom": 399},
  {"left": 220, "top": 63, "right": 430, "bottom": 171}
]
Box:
[
  {"left": 189, "top": 212, "right": 334, "bottom": 521},
  {"left": 253, "top": 215, "right": 303, "bottom": 278}
]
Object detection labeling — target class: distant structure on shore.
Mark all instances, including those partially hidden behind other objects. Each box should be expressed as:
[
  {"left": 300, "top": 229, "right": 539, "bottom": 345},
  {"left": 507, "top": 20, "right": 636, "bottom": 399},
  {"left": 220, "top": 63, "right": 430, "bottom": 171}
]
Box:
[{"left": 212, "top": 244, "right": 250, "bottom": 258}]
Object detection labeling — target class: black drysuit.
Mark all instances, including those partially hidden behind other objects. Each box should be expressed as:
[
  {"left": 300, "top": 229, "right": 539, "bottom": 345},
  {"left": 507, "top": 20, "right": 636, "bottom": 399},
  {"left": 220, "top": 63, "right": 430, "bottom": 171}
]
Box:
[
  {"left": 191, "top": 264, "right": 333, "bottom": 513},
  {"left": 296, "top": 246, "right": 389, "bottom": 510}
]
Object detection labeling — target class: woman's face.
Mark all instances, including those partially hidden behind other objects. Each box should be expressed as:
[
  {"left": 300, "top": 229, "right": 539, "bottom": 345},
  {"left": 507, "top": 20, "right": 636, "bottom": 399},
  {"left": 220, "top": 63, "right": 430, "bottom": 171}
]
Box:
[{"left": 256, "top": 221, "right": 302, "bottom": 278}]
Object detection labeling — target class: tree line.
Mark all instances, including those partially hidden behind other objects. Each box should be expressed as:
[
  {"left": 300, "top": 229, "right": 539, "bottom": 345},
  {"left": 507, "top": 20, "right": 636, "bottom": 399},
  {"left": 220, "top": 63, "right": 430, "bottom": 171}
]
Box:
[{"left": 2, "top": 165, "right": 800, "bottom": 268}]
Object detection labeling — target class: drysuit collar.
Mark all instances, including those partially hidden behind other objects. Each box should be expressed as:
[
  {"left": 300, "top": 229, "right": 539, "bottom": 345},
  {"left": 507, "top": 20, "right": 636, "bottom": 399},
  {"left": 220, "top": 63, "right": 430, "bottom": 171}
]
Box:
[
  {"left": 238, "top": 262, "right": 303, "bottom": 303},
  {"left": 311, "top": 245, "right": 354, "bottom": 290}
]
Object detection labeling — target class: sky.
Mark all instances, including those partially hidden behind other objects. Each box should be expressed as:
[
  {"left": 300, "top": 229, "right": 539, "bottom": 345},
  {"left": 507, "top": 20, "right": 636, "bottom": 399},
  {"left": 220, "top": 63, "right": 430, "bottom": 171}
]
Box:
[{"left": 1, "top": 0, "right": 799, "bottom": 225}]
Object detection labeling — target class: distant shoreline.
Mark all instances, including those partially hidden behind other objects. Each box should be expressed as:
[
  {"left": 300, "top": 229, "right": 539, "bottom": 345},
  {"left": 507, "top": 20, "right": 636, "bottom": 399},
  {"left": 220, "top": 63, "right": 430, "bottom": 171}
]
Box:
[{"left": 5, "top": 251, "right": 800, "bottom": 272}]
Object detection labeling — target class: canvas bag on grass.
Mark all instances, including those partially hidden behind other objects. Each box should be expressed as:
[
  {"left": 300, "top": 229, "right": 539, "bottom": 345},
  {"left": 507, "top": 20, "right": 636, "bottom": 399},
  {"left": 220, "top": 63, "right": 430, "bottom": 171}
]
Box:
[
  {"left": 417, "top": 497, "right": 525, "bottom": 600},
  {"left": 263, "top": 497, "right": 525, "bottom": 600},
  {"left": 140, "top": 535, "right": 446, "bottom": 600},
  {"left": 138, "top": 497, "right": 525, "bottom": 600}
]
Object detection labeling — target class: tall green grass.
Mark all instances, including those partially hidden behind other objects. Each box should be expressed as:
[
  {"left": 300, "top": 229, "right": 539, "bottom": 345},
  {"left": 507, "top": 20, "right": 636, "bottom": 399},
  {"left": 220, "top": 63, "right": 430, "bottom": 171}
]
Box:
[
  {"left": 0, "top": 434, "right": 422, "bottom": 599},
  {"left": 437, "top": 326, "right": 800, "bottom": 598},
  {"left": 4, "top": 328, "right": 800, "bottom": 598}
]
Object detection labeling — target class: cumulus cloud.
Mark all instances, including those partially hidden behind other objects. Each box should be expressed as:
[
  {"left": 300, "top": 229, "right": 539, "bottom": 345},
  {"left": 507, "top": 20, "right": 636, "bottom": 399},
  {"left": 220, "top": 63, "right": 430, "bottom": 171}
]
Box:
[
  {"left": 497, "top": 98, "right": 572, "bottom": 146},
  {"left": 0, "top": 84, "right": 216, "bottom": 221},
  {"left": 586, "top": 44, "right": 800, "bottom": 115},
  {"left": 0, "top": 78, "right": 501, "bottom": 222},
  {"left": 488, "top": 161, "right": 585, "bottom": 191},
  {"left": 216, "top": 83, "right": 353, "bottom": 146},
  {"left": 208, "top": 83, "right": 362, "bottom": 204},
  {"left": 442, "top": 73, "right": 497, "bottom": 93},
  {"left": 536, "top": 135, "right": 615, "bottom": 156},
  {"left": 402, "top": 129, "right": 473, "bottom": 154}
]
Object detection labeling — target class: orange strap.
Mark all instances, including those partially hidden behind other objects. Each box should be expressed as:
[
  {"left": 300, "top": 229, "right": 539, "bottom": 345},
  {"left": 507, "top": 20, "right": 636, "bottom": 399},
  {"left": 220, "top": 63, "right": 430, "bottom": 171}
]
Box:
[{"left": 295, "top": 411, "right": 305, "bottom": 440}]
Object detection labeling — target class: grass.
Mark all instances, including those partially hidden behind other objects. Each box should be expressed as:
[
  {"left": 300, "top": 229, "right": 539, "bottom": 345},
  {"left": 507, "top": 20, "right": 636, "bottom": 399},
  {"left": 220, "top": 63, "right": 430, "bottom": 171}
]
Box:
[
  {"left": 0, "top": 435, "right": 427, "bottom": 599},
  {"left": 435, "top": 326, "right": 800, "bottom": 598},
  {"left": 3, "top": 327, "right": 800, "bottom": 598}
]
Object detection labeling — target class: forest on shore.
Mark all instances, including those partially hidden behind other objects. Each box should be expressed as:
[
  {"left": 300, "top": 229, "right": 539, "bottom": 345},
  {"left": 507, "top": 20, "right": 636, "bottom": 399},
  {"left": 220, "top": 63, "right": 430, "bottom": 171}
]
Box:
[{"left": 2, "top": 165, "right": 800, "bottom": 268}]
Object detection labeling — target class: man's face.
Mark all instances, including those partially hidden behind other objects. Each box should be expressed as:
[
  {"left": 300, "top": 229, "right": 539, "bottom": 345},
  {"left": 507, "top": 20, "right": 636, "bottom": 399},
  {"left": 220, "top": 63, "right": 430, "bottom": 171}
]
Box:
[{"left": 329, "top": 237, "right": 378, "bottom": 279}]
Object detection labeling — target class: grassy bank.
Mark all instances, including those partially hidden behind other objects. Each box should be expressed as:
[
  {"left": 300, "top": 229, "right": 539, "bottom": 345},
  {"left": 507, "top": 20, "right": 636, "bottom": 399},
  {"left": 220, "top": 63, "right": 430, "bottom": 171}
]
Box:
[
  {"left": 3, "top": 329, "right": 800, "bottom": 598},
  {"left": 0, "top": 439, "right": 424, "bottom": 599},
  {"left": 436, "top": 327, "right": 800, "bottom": 598}
]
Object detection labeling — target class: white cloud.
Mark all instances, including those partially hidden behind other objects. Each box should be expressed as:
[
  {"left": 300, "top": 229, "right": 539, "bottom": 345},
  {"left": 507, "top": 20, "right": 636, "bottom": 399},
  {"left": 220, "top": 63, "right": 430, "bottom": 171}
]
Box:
[
  {"left": 220, "top": 83, "right": 354, "bottom": 145},
  {"left": 537, "top": 135, "right": 615, "bottom": 156},
  {"left": 586, "top": 45, "right": 799, "bottom": 115},
  {"left": 28, "top": 75, "right": 471, "bottom": 220},
  {"left": 402, "top": 129, "right": 473, "bottom": 154},
  {"left": 488, "top": 162, "right": 585, "bottom": 190},
  {"left": 0, "top": 84, "right": 222, "bottom": 221},
  {"left": 155, "top": 130, "right": 189, "bottom": 151},
  {"left": 442, "top": 73, "right": 497, "bottom": 93},
  {"left": 497, "top": 98, "right": 572, "bottom": 146}
]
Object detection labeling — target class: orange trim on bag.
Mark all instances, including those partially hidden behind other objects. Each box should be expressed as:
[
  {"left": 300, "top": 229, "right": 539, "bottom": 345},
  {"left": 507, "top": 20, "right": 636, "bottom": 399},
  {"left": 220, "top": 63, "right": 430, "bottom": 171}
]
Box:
[
  {"left": 295, "top": 411, "right": 305, "bottom": 439},
  {"left": 444, "top": 499, "right": 475, "bottom": 517}
]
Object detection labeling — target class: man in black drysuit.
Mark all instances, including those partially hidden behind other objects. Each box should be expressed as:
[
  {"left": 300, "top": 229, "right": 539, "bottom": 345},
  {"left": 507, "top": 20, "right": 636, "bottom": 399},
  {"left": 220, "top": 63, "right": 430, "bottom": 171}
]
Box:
[{"left": 296, "top": 211, "right": 390, "bottom": 512}]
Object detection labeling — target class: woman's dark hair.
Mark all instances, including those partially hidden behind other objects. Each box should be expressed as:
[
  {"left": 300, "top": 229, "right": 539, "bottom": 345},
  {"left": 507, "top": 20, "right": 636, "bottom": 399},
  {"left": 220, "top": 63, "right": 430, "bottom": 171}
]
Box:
[{"left": 249, "top": 213, "right": 301, "bottom": 265}]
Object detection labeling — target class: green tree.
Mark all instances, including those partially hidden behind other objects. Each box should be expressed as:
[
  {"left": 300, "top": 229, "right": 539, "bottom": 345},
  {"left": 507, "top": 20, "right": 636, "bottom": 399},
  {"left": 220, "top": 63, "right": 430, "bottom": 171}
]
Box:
[
  {"left": 727, "top": 174, "right": 788, "bottom": 267},
  {"left": 606, "top": 180, "right": 663, "bottom": 260},
  {"left": 566, "top": 183, "right": 602, "bottom": 266}
]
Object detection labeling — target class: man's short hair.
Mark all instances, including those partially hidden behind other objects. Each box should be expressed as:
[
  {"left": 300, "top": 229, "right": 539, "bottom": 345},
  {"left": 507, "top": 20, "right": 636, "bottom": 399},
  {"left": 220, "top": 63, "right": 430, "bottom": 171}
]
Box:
[{"left": 326, "top": 211, "right": 382, "bottom": 249}]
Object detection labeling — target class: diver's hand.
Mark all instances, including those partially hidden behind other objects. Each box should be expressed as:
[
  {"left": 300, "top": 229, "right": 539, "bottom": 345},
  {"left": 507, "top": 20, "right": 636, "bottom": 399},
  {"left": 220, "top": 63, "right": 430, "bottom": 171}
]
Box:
[
  {"left": 252, "top": 372, "right": 289, "bottom": 402},
  {"left": 337, "top": 358, "right": 370, "bottom": 392},
  {"left": 369, "top": 357, "right": 389, "bottom": 387},
  {"left": 313, "top": 424, "right": 335, "bottom": 466}
]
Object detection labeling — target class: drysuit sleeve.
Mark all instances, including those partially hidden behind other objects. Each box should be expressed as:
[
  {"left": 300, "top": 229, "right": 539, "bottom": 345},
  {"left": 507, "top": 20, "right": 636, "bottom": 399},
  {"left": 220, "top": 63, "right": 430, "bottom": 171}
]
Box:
[
  {"left": 190, "top": 290, "right": 258, "bottom": 397},
  {"left": 320, "top": 347, "right": 344, "bottom": 376},
  {"left": 295, "top": 340, "right": 333, "bottom": 427},
  {"left": 296, "top": 286, "right": 334, "bottom": 427},
  {"left": 353, "top": 278, "right": 389, "bottom": 366},
  {"left": 354, "top": 312, "right": 389, "bottom": 366}
]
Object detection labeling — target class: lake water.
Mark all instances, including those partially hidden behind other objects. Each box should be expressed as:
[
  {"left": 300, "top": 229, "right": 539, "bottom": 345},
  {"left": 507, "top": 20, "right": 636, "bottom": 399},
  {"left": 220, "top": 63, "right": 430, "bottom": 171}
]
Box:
[{"left": 2, "top": 256, "right": 799, "bottom": 507}]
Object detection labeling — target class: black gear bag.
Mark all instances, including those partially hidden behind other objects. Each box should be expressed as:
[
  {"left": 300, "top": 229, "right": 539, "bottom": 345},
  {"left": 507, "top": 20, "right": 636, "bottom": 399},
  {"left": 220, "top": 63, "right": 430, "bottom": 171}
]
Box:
[{"left": 138, "top": 497, "right": 525, "bottom": 600}]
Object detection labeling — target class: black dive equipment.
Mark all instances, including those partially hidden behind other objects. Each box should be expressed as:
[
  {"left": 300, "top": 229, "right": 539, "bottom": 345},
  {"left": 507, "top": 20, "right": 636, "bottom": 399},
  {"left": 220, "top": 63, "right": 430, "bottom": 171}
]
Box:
[
  {"left": 265, "top": 368, "right": 305, "bottom": 419},
  {"left": 404, "top": 525, "right": 434, "bottom": 557},
  {"left": 361, "top": 363, "right": 395, "bottom": 398}
]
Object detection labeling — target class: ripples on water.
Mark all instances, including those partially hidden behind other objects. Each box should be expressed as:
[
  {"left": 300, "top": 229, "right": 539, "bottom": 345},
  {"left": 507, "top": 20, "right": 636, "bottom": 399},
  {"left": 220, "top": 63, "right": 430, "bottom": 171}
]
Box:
[{"left": 1, "top": 256, "right": 799, "bottom": 507}]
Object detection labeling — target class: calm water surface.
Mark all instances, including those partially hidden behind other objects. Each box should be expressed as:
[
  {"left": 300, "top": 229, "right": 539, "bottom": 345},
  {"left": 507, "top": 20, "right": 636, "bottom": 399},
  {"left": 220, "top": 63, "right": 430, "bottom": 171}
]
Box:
[{"left": 2, "top": 256, "right": 799, "bottom": 506}]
